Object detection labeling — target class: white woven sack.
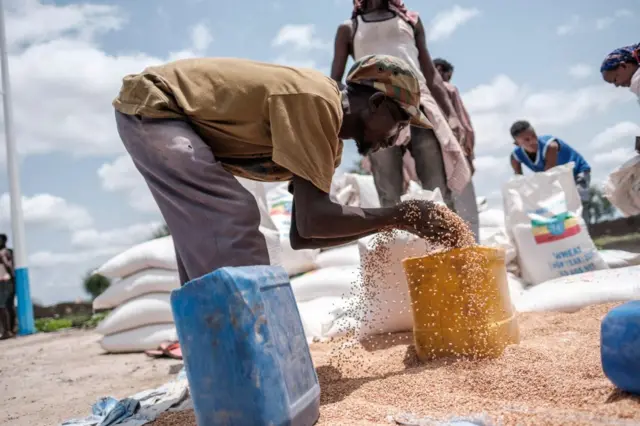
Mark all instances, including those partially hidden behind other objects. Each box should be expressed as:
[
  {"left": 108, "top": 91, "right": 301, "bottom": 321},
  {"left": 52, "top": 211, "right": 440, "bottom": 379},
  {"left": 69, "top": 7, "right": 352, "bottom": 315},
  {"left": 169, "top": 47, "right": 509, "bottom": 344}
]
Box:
[
  {"left": 502, "top": 163, "right": 607, "bottom": 285},
  {"left": 96, "top": 293, "right": 173, "bottom": 336},
  {"left": 93, "top": 269, "right": 179, "bottom": 311},
  {"left": 100, "top": 324, "right": 177, "bottom": 354}
]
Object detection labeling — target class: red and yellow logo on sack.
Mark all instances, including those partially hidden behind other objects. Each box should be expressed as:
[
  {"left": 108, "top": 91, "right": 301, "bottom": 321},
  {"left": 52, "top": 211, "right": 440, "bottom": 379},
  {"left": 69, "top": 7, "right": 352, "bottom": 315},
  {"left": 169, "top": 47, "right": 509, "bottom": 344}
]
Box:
[
  {"left": 531, "top": 212, "right": 581, "bottom": 244},
  {"left": 269, "top": 200, "right": 292, "bottom": 216}
]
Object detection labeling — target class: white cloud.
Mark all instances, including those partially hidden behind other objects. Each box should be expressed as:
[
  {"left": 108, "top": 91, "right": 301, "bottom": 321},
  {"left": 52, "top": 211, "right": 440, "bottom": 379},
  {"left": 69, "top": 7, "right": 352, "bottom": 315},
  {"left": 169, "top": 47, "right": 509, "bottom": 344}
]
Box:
[
  {"left": 270, "top": 25, "right": 330, "bottom": 76},
  {"left": 0, "top": 4, "right": 161, "bottom": 162},
  {"left": 592, "top": 147, "right": 635, "bottom": 166},
  {"left": 0, "top": 3, "right": 215, "bottom": 165},
  {"left": 190, "top": 23, "right": 213, "bottom": 52},
  {"left": 97, "top": 155, "right": 159, "bottom": 214},
  {"left": 463, "top": 75, "right": 522, "bottom": 113},
  {"left": 523, "top": 85, "right": 633, "bottom": 126},
  {"left": 474, "top": 155, "right": 503, "bottom": 173},
  {"left": 589, "top": 122, "right": 640, "bottom": 150},
  {"left": 556, "top": 15, "right": 580, "bottom": 36},
  {"left": 271, "top": 56, "right": 318, "bottom": 70},
  {"left": 595, "top": 17, "right": 614, "bottom": 30},
  {"left": 560, "top": 10, "right": 633, "bottom": 35},
  {"left": 597, "top": 9, "right": 633, "bottom": 30},
  {"left": 568, "top": 63, "right": 592, "bottom": 79},
  {"left": 29, "top": 247, "right": 122, "bottom": 269},
  {"left": 271, "top": 24, "right": 329, "bottom": 51},
  {"left": 168, "top": 22, "right": 213, "bottom": 60},
  {"left": 71, "top": 221, "right": 162, "bottom": 249},
  {"left": 5, "top": 0, "right": 123, "bottom": 50},
  {"left": 0, "top": 193, "right": 93, "bottom": 230},
  {"left": 614, "top": 9, "right": 633, "bottom": 18},
  {"left": 427, "top": 5, "right": 480, "bottom": 42},
  {"left": 462, "top": 75, "right": 635, "bottom": 151}
]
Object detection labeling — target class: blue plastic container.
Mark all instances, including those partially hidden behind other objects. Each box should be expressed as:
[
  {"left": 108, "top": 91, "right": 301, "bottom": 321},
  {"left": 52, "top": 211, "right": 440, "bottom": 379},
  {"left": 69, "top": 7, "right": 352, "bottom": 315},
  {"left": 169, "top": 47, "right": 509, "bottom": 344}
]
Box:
[
  {"left": 601, "top": 300, "right": 640, "bottom": 395},
  {"left": 171, "top": 265, "right": 320, "bottom": 426}
]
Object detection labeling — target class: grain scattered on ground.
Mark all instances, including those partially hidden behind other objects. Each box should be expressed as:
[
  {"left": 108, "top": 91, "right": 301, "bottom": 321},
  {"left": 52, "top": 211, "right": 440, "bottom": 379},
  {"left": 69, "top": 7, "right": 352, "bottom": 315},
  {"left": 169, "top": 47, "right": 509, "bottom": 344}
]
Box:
[{"left": 153, "top": 303, "right": 640, "bottom": 426}]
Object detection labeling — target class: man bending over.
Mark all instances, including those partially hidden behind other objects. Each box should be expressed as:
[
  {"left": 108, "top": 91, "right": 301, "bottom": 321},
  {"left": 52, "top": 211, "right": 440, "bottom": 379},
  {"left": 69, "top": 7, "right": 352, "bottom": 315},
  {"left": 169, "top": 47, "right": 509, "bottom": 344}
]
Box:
[{"left": 113, "top": 54, "right": 473, "bottom": 285}]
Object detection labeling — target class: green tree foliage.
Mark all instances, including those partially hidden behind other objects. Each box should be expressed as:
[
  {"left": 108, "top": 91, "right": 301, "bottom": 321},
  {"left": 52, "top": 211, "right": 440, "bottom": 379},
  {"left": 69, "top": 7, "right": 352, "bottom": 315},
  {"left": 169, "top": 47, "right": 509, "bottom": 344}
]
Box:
[
  {"left": 347, "top": 158, "right": 371, "bottom": 175},
  {"left": 151, "top": 223, "right": 170, "bottom": 239},
  {"left": 83, "top": 272, "right": 111, "bottom": 300},
  {"left": 586, "top": 185, "right": 616, "bottom": 224}
]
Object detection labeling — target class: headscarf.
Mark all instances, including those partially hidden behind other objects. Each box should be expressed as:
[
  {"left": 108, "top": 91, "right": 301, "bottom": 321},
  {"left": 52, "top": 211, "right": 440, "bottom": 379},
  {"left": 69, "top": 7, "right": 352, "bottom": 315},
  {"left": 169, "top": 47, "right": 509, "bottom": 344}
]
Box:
[
  {"left": 600, "top": 43, "right": 640, "bottom": 72},
  {"left": 352, "top": 0, "right": 419, "bottom": 26}
]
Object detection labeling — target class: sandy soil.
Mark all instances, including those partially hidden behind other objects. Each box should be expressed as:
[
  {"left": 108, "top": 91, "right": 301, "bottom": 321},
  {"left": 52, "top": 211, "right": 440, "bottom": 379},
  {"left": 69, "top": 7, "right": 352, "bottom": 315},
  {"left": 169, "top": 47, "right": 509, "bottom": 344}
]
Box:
[
  {"left": 2, "top": 304, "right": 640, "bottom": 426},
  {"left": 0, "top": 330, "right": 179, "bottom": 426},
  {"left": 154, "top": 303, "right": 640, "bottom": 426}
]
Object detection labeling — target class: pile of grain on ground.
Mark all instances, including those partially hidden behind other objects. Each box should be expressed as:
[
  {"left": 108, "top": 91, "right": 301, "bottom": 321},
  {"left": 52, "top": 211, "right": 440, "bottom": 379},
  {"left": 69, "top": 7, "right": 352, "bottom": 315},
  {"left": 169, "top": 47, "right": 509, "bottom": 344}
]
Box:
[{"left": 152, "top": 302, "right": 640, "bottom": 426}]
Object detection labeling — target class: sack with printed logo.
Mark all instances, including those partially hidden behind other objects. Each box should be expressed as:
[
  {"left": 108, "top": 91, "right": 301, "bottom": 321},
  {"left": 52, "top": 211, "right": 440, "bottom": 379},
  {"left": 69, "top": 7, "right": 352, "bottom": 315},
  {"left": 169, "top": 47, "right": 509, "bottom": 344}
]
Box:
[{"left": 502, "top": 163, "right": 608, "bottom": 285}]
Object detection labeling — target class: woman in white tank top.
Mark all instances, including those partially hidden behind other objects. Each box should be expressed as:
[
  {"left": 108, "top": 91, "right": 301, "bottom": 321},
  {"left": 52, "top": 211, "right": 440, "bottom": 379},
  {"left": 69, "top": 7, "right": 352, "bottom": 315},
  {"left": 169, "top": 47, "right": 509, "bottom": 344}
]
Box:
[{"left": 331, "top": 0, "right": 476, "bottom": 238}]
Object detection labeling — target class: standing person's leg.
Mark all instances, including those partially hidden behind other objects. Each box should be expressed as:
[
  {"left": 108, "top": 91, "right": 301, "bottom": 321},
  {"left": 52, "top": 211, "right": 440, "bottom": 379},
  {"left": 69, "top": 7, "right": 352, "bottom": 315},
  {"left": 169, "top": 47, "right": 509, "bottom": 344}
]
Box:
[
  {"left": 0, "top": 282, "right": 10, "bottom": 339},
  {"left": 408, "top": 126, "right": 455, "bottom": 210},
  {"left": 576, "top": 171, "right": 592, "bottom": 226},
  {"left": 453, "top": 178, "right": 480, "bottom": 243},
  {"left": 7, "top": 283, "right": 16, "bottom": 334},
  {"left": 368, "top": 146, "right": 405, "bottom": 207},
  {"left": 115, "top": 111, "right": 271, "bottom": 285}
]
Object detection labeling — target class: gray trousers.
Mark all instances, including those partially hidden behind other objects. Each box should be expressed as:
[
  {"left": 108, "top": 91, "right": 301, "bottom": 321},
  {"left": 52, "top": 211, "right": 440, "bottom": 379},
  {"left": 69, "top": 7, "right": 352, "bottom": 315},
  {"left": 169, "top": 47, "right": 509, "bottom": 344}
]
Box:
[
  {"left": 114, "top": 111, "right": 270, "bottom": 285},
  {"left": 453, "top": 180, "right": 480, "bottom": 243},
  {"left": 576, "top": 171, "right": 592, "bottom": 225},
  {"left": 368, "top": 126, "right": 454, "bottom": 209}
]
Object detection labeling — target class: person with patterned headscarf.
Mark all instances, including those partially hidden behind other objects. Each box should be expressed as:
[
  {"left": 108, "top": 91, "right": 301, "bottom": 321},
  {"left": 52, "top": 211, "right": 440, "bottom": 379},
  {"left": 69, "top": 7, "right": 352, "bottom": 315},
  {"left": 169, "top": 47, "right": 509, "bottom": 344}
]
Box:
[
  {"left": 112, "top": 54, "right": 470, "bottom": 288},
  {"left": 331, "top": 0, "right": 471, "bottom": 220},
  {"left": 601, "top": 43, "right": 640, "bottom": 100}
]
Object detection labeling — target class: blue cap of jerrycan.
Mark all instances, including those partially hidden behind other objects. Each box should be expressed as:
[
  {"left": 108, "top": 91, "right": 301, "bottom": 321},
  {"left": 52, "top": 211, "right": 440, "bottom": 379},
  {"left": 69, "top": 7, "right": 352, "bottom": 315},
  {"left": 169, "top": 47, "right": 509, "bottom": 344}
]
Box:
[
  {"left": 601, "top": 300, "right": 640, "bottom": 395},
  {"left": 171, "top": 265, "right": 320, "bottom": 426}
]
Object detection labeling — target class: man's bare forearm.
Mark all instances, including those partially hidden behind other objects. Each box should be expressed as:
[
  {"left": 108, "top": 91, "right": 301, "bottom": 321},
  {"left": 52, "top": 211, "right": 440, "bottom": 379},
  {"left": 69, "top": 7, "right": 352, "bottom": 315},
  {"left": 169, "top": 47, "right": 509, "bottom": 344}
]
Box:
[
  {"left": 289, "top": 202, "right": 383, "bottom": 250},
  {"left": 290, "top": 225, "right": 377, "bottom": 250},
  {"left": 291, "top": 176, "right": 400, "bottom": 240},
  {"left": 296, "top": 201, "right": 398, "bottom": 239}
]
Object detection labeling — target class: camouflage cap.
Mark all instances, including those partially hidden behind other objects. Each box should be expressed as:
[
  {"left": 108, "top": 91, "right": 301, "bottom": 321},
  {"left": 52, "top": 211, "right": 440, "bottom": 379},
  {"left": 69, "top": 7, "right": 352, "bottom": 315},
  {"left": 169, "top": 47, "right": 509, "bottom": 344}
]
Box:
[{"left": 346, "top": 54, "right": 432, "bottom": 129}]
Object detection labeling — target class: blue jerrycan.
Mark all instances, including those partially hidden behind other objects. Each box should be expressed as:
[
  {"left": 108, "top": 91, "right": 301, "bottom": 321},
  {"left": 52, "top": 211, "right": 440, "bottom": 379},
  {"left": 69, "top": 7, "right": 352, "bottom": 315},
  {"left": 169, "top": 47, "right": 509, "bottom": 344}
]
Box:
[
  {"left": 601, "top": 301, "right": 640, "bottom": 395},
  {"left": 171, "top": 265, "right": 320, "bottom": 426}
]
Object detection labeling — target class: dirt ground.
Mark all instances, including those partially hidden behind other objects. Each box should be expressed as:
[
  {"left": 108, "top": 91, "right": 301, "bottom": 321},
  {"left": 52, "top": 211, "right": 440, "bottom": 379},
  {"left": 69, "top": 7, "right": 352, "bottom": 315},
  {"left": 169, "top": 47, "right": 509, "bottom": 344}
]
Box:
[
  {"left": 0, "top": 330, "right": 179, "bottom": 426},
  {"left": 2, "top": 303, "right": 640, "bottom": 426},
  {"left": 152, "top": 303, "right": 640, "bottom": 426}
]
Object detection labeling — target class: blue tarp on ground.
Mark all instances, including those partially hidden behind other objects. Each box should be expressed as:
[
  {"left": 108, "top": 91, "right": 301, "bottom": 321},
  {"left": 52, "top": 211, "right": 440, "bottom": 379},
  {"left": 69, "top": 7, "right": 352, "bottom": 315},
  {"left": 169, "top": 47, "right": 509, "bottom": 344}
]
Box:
[{"left": 61, "top": 369, "right": 189, "bottom": 426}]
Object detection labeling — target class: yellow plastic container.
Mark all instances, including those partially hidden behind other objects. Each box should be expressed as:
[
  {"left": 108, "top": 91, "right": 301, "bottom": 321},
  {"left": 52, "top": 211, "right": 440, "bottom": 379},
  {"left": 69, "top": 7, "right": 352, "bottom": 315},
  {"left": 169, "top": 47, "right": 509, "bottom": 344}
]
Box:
[{"left": 402, "top": 246, "right": 519, "bottom": 361}]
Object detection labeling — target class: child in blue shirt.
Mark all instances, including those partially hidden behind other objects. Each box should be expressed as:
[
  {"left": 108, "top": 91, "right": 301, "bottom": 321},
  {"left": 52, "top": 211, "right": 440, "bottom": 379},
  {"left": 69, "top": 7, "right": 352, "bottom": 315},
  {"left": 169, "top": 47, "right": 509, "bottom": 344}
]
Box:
[{"left": 509, "top": 120, "right": 592, "bottom": 225}]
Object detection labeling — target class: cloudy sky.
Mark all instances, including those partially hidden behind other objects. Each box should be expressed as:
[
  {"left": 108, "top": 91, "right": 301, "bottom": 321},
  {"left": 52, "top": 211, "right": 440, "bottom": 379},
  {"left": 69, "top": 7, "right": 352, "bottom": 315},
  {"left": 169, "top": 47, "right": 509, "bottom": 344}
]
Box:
[{"left": 0, "top": 0, "right": 637, "bottom": 304}]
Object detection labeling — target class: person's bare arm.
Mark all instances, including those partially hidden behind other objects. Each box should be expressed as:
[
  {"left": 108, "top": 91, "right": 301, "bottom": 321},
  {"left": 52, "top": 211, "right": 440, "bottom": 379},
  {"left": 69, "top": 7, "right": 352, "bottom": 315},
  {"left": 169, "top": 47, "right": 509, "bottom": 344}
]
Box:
[
  {"left": 289, "top": 203, "right": 379, "bottom": 250},
  {"left": 544, "top": 141, "right": 559, "bottom": 170},
  {"left": 0, "top": 250, "right": 13, "bottom": 278},
  {"left": 289, "top": 176, "right": 399, "bottom": 250},
  {"left": 414, "top": 19, "right": 457, "bottom": 119},
  {"left": 511, "top": 155, "right": 523, "bottom": 175},
  {"left": 330, "top": 22, "right": 353, "bottom": 84}
]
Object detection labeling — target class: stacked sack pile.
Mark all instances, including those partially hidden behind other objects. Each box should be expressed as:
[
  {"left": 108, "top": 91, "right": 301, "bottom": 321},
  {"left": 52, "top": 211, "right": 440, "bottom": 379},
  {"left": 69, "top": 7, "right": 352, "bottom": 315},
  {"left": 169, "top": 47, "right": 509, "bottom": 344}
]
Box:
[
  {"left": 92, "top": 176, "right": 367, "bottom": 353},
  {"left": 92, "top": 166, "right": 640, "bottom": 353},
  {"left": 92, "top": 237, "right": 180, "bottom": 353},
  {"left": 92, "top": 178, "right": 282, "bottom": 353}
]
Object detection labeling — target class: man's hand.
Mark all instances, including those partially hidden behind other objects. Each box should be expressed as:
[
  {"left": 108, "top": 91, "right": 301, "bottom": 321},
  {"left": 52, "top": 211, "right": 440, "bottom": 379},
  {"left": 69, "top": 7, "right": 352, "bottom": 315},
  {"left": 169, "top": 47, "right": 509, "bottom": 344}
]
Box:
[{"left": 395, "top": 200, "right": 476, "bottom": 248}]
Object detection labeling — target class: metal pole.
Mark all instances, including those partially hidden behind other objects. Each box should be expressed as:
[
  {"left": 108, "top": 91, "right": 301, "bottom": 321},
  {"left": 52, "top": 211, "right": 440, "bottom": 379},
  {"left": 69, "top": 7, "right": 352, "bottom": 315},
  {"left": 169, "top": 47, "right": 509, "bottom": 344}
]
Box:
[{"left": 0, "top": 0, "right": 35, "bottom": 335}]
